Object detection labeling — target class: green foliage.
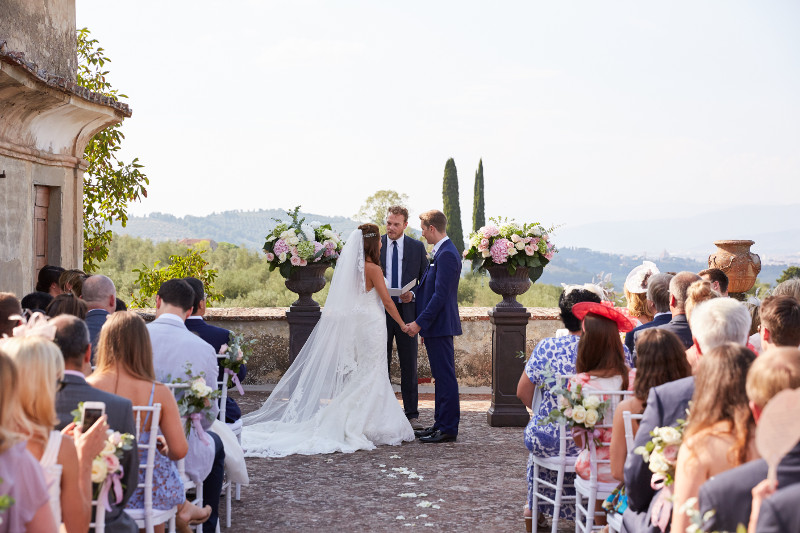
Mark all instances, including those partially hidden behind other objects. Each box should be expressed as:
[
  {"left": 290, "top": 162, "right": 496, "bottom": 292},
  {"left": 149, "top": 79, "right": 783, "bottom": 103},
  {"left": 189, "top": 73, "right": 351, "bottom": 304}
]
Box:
[
  {"left": 130, "top": 248, "right": 220, "bottom": 308},
  {"left": 354, "top": 190, "right": 409, "bottom": 225},
  {"left": 442, "top": 158, "right": 465, "bottom": 256},
  {"left": 472, "top": 159, "right": 485, "bottom": 233},
  {"left": 777, "top": 266, "right": 800, "bottom": 284},
  {"left": 77, "top": 28, "right": 149, "bottom": 272}
]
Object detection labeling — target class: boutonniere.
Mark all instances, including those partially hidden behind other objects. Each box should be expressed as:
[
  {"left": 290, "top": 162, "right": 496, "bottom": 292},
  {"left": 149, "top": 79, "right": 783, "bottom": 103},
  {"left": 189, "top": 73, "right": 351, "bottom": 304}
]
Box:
[{"left": 427, "top": 250, "right": 435, "bottom": 263}]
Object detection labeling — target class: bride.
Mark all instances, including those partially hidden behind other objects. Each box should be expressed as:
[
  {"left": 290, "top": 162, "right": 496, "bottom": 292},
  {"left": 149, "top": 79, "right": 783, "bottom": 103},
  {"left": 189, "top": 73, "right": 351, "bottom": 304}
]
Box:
[{"left": 241, "top": 224, "right": 416, "bottom": 457}]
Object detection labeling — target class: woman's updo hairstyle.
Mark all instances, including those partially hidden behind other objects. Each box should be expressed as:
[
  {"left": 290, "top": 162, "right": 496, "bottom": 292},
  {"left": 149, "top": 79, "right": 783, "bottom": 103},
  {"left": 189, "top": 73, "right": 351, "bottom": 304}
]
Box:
[
  {"left": 558, "top": 288, "right": 602, "bottom": 332},
  {"left": 358, "top": 223, "right": 381, "bottom": 265}
]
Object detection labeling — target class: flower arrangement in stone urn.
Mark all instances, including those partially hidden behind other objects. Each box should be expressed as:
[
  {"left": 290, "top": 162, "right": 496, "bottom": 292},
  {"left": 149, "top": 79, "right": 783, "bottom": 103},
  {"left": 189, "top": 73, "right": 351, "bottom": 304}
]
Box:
[
  {"left": 464, "top": 218, "right": 556, "bottom": 308},
  {"left": 263, "top": 206, "right": 344, "bottom": 306}
]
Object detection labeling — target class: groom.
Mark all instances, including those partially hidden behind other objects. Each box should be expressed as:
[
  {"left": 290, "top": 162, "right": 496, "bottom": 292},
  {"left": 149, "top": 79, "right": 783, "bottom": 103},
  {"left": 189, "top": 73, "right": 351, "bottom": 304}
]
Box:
[{"left": 403, "top": 209, "right": 462, "bottom": 443}]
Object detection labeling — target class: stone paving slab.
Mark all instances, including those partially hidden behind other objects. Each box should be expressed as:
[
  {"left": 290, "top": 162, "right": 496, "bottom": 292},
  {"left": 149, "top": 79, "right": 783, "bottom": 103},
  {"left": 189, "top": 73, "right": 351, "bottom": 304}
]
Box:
[{"left": 231, "top": 392, "right": 574, "bottom": 532}]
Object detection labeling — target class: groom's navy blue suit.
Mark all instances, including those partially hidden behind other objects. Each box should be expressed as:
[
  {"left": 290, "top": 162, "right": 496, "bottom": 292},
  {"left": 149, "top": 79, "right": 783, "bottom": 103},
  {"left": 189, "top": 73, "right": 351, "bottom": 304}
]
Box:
[{"left": 415, "top": 237, "right": 462, "bottom": 435}]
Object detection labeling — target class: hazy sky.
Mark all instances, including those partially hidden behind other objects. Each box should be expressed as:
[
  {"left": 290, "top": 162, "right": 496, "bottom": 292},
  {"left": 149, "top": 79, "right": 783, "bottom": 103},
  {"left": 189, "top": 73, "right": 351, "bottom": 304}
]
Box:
[{"left": 76, "top": 1, "right": 800, "bottom": 231}]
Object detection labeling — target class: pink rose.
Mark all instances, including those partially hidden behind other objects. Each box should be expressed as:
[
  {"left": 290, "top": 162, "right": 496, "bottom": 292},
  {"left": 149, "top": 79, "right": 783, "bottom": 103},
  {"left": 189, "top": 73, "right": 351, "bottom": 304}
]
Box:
[
  {"left": 103, "top": 452, "right": 120, "bottom": 473},
  {"left": 290, "top": 255, "right": 302, "bottom": 266},
  {"left": 218, "top": 343, "right": 229, "bottom": 355},
  {"left": 523, "top": 236, "right": 532, "bottom": 243},
  {"left": 299, "top": 259, "right": 308, "bottom": 266},
  {"left": 480, "top": 238, "right": 489, "bottom": 248},
  {"left": 663, "top": 444, "right": 679, "bottom": 464},
  {"left": 264, "top": 252, "right": 275, "bottom": 261},
  {"left": 545, "top": 251, "right": 554, "bottom": 260},
  {"left": 524, "top": 244, "right": 536, "bottom": 256},
  {"left": 563, "top": 408, "right": 573, "bottom": 418}
]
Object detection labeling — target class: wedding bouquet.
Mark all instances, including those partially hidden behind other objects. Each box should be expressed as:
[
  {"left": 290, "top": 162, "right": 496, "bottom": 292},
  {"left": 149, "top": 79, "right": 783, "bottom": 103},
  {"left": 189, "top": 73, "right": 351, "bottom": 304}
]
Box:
[
  {"left": 170, "top": 364, "right": 221, "bottom": 442},
  {"left": 538, "top": 372, "right": 610, "bottom": 447},
  {"left": 219, "top": 331, "right": 256, "bottom": 395},
  {"left": 91, "top": 431, "right": 135, "bottom": 511},
  {"left": 464, "top": 218, "right": 556, "bottom": 281},
  {"left": 633, "top": 419, "right": 687, "bottom": 488},
  {"left": 263, "top": 206, "right": 344, "bottom": 278}
]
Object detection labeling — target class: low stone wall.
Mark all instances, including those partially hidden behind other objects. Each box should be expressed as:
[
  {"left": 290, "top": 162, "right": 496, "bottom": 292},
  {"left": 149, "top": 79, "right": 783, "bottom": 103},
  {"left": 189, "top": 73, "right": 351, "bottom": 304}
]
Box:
[{"left": 139, "top": 307, "right": 563, "bottom": 387}]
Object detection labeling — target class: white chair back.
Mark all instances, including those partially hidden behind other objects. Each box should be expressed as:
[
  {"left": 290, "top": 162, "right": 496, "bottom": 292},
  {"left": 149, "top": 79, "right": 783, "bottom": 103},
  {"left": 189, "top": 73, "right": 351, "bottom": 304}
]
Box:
[
  {"left": 622, "top": 410, "right": 644, "bottom": 451},
  {"left": 90, "top": 497, "right": 106, "bottom": 533}
]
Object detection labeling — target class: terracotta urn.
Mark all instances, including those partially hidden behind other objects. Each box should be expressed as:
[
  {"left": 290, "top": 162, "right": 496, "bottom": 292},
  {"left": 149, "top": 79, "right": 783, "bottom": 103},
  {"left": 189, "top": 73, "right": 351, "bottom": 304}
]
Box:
[
  {"left": 708, "top": 240, "right": 761, "bottom": 294},
  {"left": 487, "top": 265, "right": 531, "bottom": 309},
  {"left": 284, "top": 263, "right": 330, "bottom": 307}
]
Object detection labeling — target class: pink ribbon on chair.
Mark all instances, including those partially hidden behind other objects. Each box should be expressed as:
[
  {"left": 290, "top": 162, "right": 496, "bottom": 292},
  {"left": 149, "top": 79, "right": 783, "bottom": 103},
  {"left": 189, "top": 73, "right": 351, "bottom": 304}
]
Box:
[
  {"left": 224, "top": 368, "right": 245, "bottom": 396},
  {"left": 649, "top": 485, "right": 673, "bottom": 533},
  {"left": 99, "top": 468, "right": 125, "bottom": 512},
  {"left": 572, "top": 427, "right": 600, "bottom": 449},
  {"left": 189, "top": 413, "right": 211, "bottom": 445}
]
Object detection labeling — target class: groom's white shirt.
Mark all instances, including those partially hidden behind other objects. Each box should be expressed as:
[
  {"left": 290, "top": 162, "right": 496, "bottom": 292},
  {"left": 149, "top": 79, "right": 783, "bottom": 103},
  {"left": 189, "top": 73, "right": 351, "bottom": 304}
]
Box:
[
  {"left": 431, "top": 236, "right": 450, "bottom": 258},
  {"left": 384, "top": 236, "right": 405, "bottom": 288}
]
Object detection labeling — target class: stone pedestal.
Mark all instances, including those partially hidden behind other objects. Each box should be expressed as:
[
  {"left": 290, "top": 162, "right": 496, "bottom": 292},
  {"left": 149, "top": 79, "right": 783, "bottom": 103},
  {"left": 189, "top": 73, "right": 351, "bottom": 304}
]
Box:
[
  {"left": 487, "top": 307, "right": 531, "bottom": 427},
  {"left": 285, "top": 306, "right": 321, "bottom": 364}
]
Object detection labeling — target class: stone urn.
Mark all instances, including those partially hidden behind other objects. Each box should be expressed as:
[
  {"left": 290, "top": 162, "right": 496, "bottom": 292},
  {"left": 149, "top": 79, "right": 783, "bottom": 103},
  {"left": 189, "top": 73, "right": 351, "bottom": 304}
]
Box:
[
  {"left": 487, "top": 265, "right": 532, "bottom": 309},
  {"left": 708, "top": 240, "right": 761, "bottom": 295},
  {"left": 284, "top": 263, "right": 330, "bottom": 307}
]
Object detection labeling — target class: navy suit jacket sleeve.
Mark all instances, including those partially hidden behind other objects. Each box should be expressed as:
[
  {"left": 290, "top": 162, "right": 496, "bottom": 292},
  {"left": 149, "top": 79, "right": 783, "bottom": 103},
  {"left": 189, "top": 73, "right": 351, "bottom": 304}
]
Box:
[
  {"left": 415, "top": 244, "right": 460, "bottom": 332},
  {"left": 624, "top": 386, "right": 662, "bottom": 512}
]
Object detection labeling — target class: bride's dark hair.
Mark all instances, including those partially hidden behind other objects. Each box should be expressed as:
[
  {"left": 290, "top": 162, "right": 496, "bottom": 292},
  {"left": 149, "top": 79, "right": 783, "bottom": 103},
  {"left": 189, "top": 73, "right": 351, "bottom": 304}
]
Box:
[{"left": 358, "top": 223, "right": 381, "bottom": 265}]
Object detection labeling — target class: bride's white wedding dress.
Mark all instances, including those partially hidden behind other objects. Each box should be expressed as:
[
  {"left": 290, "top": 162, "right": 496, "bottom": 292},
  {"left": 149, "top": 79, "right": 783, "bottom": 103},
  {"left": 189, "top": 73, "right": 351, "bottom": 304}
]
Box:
[{"left": 241, "top": 229, "right": 415, "bottom": 457}]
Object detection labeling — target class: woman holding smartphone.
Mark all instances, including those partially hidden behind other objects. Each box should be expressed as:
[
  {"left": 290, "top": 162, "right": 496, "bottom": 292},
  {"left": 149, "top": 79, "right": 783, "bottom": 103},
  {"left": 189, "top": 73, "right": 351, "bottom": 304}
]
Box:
[{"left": 3, "top": 335, "right": 108, "bottom": 533}]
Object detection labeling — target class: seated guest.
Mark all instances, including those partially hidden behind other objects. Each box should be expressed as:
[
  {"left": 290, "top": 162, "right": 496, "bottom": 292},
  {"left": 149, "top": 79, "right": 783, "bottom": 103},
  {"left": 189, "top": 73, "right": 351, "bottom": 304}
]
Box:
[
  {"left": 147, "top": 279, "right": 223, "bottom": 533},
  {"left": 759, "top": 295, "right": 800, "bottom": 351},
  {"left": 81, "top": 275, "right": 117, "bottom": 362},
  {"left": 20, "top": 291, "right": 53, "bottom": 315},
  {"left": 36, "top": 265, "right": 65, "bottom": 298},
  {"left": 115, "top": 297, "right": 128, "bottom": 312},
  {"left": 698, "top": 267, "right": 729, "bottom": 297},
  {"left": 684, "top": 280, "right": 721, "bottom": 371},
  {"left": 58, "top": 270, "right": 86, "bottom": 298},
  {"left": 628, "top": 273, "right": 673, "bottom": 357},
  {"left": 183, "top": 276, "right": 246, "bottom": 423},
  {"left": 698, "top": 347, "right": 800, "bottom": 532},
  {"left": 754, "top": 483, "right": 800, "bottom": 532},
  {"left": 655, "top": 271, "right": 702, "bottom": 349},
  {"left": 51, "top": 315, "right": 139, "bottom": 533},
  {"left": 610, "top": 329, "right": 692, "bottom": 482},
  {"left": 0, "top": 350, "right": 57, "bottom": 532},
  {"left": 517, "top": 286, "right": 602, "bottom": 529},
  {"left": 88, "top": 311, "right": 211, "bottom": 530},
  {"left": 623, "top": 261, "right": 659, "bottom": 328},
  {"left": 773, "top": 278, "right": 800, "bottom": 301},
  {"left": 4, "top": 335, "right": 108, "bottom": 533},
  {"left": 671, "top": 343, "right": 757, "bottom": 533},
  {"left": 746, "top": 299, "right": 762, "bottom": 353},
  {"left": 45, "top": 294, "right": 87, "bottom": 320},
  {"left": 623, "top": 297, "right": 751, "bottom": 533},
  {"left": 0, "top": 293, "right": 22, "bottom": 337}
]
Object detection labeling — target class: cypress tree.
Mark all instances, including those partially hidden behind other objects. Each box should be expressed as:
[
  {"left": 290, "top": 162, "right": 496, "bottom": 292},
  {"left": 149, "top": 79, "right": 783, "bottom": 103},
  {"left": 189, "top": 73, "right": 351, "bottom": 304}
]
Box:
[
  {"left": 472, "top": 159, "right": 485, "bottom": 233},
  {"left": 441, "top": 158, "right": 465, "bottom": 256}
]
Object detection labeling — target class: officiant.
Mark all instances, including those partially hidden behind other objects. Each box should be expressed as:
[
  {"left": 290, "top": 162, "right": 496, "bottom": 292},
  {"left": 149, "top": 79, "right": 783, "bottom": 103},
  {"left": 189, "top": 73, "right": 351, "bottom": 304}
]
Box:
[{"left": 381, "top": 206, "right": 429, "bottom": 431}]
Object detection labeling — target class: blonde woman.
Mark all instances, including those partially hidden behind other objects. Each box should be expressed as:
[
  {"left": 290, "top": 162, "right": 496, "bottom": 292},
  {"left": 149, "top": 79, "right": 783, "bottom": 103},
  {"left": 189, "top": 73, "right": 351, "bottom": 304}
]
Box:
[
  {"left": 3, "top": 336, "right": 108, "bottom": 533},
  {"left": 684, "top": 280, "right": 721, "bottom": 371},
  {"left": 88, "top": 311, "right": 211, "bottom": 530},
  {"left": 0, "top": 350, "right": 57, "bottom": 532}
]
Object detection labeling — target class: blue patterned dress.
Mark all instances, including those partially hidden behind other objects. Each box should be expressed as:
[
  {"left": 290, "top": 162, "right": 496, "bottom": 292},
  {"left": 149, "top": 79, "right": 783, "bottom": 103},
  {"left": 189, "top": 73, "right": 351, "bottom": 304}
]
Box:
[{"left": 523, "top": 335, "right": 632, "bottom": 518}]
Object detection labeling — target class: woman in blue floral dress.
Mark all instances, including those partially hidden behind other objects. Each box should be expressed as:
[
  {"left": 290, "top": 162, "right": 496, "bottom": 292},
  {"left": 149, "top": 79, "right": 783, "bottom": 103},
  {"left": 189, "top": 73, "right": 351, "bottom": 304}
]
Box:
[{"left": 517, "top": 286, "right": 634, "bottom": 529}]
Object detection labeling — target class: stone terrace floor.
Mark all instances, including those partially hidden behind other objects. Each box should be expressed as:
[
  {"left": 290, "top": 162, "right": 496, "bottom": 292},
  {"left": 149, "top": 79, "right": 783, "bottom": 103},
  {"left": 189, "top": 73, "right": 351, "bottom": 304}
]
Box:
[{"left": 230, "top": 391, "right": 575, "bottom": 532}]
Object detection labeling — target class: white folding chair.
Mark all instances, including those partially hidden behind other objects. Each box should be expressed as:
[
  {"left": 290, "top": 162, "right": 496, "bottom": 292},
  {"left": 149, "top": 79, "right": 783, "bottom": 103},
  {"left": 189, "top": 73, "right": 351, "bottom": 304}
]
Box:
[
  {"left": 216, "top": 355, "right": 234, "bottom": 529},
  {"left": 574, "top": 390, "right": 632, "bottom": 533},
  {"left": 606, "top": 410, "right": 644, "bottom": 533},
  {"left": 124, "top": 404, "right": 179, "bottom": 533},
  {"left": 90, "top": 497, "right": 106, "bottom": 533}
]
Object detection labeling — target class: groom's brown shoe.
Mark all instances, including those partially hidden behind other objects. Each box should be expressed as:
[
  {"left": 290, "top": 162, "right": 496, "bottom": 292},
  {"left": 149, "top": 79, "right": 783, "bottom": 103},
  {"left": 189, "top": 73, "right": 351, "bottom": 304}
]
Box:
[
  {"left": 419, "top": 430, "right": 457, "bottom": 443},
  {"left": 409, "top": 418, "right": 425, "bottom": 431},
  {"left": 414, "top": 426, "right": 436, "bottom": 438}
]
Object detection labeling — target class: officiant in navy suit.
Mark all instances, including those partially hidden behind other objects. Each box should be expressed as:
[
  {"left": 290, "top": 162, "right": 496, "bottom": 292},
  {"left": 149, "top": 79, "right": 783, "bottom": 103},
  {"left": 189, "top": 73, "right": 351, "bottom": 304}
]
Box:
[
  {"left": 404, "top": 209, "right": 462, "bottom": 444},
  {"left": 380, "top": 206, "right": 429, "bottom": 431}
]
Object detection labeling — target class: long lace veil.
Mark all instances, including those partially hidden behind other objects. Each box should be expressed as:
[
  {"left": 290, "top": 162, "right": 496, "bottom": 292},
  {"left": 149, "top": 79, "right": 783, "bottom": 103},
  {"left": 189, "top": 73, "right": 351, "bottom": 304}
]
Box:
[{"left": 241, "top": 229, "right": 366, "bottom": 426}]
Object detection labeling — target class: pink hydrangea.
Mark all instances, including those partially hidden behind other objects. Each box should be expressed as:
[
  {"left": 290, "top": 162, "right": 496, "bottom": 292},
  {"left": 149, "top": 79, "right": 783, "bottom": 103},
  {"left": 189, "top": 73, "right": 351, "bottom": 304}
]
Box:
[
  {"left": 490, "top": 238, "right": 510, "bottom": 263},
  {"left": 482, "top": 225, "right": 500, "bottom": 238},
  {"left": 273, "top": 239, "right": 289, "bottom": 255},
  {"left": 290, "top": 255, "right": 302, "bottom": 266}
]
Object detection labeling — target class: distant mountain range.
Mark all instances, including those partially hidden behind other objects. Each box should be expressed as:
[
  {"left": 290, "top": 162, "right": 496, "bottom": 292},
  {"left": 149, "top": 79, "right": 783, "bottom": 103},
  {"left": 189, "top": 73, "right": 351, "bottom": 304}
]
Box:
[{"left": 111, "top": 207, "right": 798, "bottom": 287}]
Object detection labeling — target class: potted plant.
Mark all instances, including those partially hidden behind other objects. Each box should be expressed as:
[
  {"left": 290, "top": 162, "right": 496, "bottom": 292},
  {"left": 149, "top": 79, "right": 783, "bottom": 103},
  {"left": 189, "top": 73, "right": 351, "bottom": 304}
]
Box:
[
  {"left": 464, "top": 218, "right": 556, "bottom": 308},
  {"left": 263, "top": 206, "right": 344, "bottom": 307}
]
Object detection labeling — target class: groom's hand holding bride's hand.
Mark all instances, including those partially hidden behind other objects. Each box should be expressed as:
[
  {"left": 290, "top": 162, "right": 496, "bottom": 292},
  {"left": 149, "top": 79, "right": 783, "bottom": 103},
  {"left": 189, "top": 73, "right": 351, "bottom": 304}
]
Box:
[{"left": 405, "top": 321, "right": 421, "bottom": 337}]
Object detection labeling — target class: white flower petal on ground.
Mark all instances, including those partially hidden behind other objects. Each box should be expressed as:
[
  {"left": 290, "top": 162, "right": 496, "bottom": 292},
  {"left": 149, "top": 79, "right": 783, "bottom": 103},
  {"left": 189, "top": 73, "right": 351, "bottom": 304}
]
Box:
[
  {"left": 396, "top": 516, "right": 405, "bottom": 520},
  {"left": 381, "top": 469, "right": 387, "bottom": 473},
  {"left": 437, "top": 499, "right": 445, "bottom": 502},
  {"left": 399, "top": 493, "right": 417, "bottom": 498},
  {"left": 417, "top": 514, "right": 428, "bottom": 518},
  {"left": 416, "top": 501, "right": 432, "bottom": 508},
  {"left": 378, "top": 464, "right": 386, "bottom": 468},
  {"left": 387, "top": 474, "right": 397, "bottom": 478},
  {"left": 418, "top": 493, "right": 427, "bottom": 497},
  {"left": 432, "top": 504, "right": 441, "bottom": 509},
  {"left": 389, "top": 454, "right": 401, "bottom": 459},
  {"left": 425, "top": 523, "right": 434, "bottom": 527}
]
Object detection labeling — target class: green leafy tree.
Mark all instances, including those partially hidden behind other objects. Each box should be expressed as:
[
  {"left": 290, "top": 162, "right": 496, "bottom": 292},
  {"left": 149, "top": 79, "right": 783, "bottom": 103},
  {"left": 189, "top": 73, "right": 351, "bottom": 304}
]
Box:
[
  {"left": 472, "top": 159, "right": 485, "bottom": 233},
  {"left": 77, "top": 28, "right": 149, "bottom": 272},
  {"left": 442, "top": 158, "right": 464, "bottom": 256},
  {"left": 130, "top": 248, "right": 220, "bottom": 308},
  {"left": 354, "top": 190, "right": 409, "bottom": 226},
  {"left": 777, "top": 266, "right": 800, "bottom": 284}
]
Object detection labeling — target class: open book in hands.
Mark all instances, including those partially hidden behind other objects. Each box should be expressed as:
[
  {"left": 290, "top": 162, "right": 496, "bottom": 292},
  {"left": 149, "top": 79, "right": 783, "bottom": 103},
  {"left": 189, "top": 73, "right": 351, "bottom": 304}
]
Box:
[{"left": 386, "top": 278, "right": 417, "bottom": 297}]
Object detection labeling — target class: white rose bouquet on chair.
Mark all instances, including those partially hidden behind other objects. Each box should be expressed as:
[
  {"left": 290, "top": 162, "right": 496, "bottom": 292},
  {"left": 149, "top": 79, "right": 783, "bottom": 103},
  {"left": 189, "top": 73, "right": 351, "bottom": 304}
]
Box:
[
  {"left": 538, "top": 372, "right": 610, "bottom": 449},
  {"left": 218, "top": 331, "right": 255, "bottom": 396},
  {"left": 91, "top": 431, "right": 135, "bottom": 511},
  {"left": 170, "top": 364, "right": 221, "bottom": 444}
]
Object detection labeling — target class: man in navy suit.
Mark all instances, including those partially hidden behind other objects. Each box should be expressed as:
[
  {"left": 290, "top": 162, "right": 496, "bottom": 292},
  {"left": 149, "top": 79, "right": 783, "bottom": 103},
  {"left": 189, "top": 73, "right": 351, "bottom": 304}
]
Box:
[
  {"left": 82, "top": 274, "right": 117, "bottom": 363},
  {"left": 628, "top": 273, "right": 673, "bottom": 358},
  {"left": 403, "top": 209, "right": 461, "bottom": 444},
  {"left": 183, "top": 277, "right": 246, "bottom": 423},
  {"left": 380, "top": 206, "right": 429, "bottom": 430}
]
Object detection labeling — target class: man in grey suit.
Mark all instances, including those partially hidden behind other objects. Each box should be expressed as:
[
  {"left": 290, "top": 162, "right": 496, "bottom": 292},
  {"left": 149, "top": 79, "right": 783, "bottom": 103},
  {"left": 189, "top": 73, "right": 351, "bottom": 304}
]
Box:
[
  {"left": 697, "top": 348, "right": 800, "bottom": 531},
  {"left": 622, "top": 298, "right": 751, "bottom": 533},
  {"left": 755, "top": 483, "right": 800, "bottom": 533},
  {"left": 380, "top": 206, "right": 429, "bottom": 430},
  {"left": 51, "top": 314, "right": 139, "bottom": 533},
  {"left": 82, "top": 275, "right": 117, "bottom": 363},
  {"left": 654, "top": 271, "right": 701, "bottom": 349},
  {"left": 147, "top": 279, "right": 224, "bottom": 533}
]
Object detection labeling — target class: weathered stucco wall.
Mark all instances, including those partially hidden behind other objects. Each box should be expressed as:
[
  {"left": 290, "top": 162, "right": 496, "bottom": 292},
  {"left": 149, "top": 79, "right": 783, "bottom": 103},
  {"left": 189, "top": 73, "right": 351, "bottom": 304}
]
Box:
[
  {"left": 0, "top": 0, "right": 77, "bottom": 81},
  {"left": 139, "top": 307, "right": 564, "bottom": 387}
]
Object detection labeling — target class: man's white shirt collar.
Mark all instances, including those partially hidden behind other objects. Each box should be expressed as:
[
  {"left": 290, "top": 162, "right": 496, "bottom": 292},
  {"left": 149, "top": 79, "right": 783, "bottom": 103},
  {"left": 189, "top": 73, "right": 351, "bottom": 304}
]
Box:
[
  {"left": 155, "top": 313, "right": 188, "bottom": 327},
  {"left": 432, "top": 236, "right": 450, "bottom": 256}
]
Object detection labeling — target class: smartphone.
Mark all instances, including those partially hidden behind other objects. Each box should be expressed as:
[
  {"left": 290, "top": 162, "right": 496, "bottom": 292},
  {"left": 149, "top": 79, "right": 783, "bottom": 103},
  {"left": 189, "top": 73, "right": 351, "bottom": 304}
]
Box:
[{"left": 81, "top": 401, "right": 105, "bottom": 432}]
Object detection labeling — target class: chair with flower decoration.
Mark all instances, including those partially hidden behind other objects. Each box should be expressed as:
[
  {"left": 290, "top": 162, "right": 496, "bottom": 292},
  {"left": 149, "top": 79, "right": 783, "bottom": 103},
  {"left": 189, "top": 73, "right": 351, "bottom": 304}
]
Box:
[{"left": 605, "top": 410, "right": 644, "bottom": 533}]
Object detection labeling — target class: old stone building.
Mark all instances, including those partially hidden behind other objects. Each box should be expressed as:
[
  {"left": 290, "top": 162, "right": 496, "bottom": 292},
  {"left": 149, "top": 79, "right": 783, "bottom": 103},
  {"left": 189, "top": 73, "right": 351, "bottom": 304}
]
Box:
[{"left": 0, "top": 0, "right": 130, "bottom": 295}]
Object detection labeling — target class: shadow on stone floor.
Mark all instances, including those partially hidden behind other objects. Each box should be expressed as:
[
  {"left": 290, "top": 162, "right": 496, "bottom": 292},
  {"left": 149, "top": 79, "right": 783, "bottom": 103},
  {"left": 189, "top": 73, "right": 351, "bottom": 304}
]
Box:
[{"left": 228, "top": 392, "right": 576, "bottom": 532}]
